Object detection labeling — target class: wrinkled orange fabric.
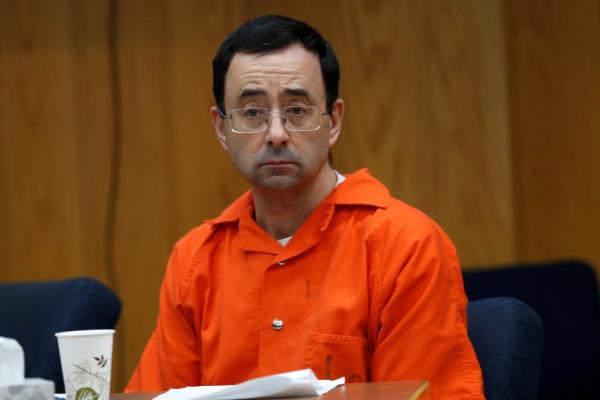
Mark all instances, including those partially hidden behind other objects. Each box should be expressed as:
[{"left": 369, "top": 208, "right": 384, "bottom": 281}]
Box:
[{"left": 126, "top": 169, "right": 485, "bottom": 399}]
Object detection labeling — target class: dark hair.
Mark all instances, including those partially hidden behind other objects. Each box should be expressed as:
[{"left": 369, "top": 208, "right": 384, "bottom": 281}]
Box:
[{"left": 212, "top": 15, "right": 340, "bottom": 115}]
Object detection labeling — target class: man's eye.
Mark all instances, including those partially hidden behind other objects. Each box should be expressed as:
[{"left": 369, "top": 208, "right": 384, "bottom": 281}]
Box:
[
  {"left": 243, "top": 108, "right": 263, "bottom": 118},
  {"left": 287, "top": 106, "right": 307, "bottom": 116}
]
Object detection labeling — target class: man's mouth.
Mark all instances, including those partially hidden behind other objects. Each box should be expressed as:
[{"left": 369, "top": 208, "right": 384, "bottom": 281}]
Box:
[{"left": 261, "top": 160, "right": 294, "bottom": 166}]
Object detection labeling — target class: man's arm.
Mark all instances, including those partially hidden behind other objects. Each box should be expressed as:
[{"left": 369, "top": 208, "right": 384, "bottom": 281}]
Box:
[
  {"left": 369, "top": 211, "right": 485, "bottom": 399},
  {"left": 125, "top": 245, "right": 203, "bottom": 392}
]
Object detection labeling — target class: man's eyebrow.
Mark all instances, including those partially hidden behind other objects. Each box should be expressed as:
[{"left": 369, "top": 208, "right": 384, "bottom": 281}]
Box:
[
  {"left": 238, "top": 88, "right": 267, "bottom": 99},
  {"left": 236, "top": 87, "right": 311, "bottom": 101},
  {"left": 282, "top": 88, "right": 309, "bottom": 97}
]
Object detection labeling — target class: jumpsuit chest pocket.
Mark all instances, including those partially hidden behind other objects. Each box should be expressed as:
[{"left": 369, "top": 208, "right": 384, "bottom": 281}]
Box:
[{"left": 305, "top": 333, "right": 369, "bottom": 382}]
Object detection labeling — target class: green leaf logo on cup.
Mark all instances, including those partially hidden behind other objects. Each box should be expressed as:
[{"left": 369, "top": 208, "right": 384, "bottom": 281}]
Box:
[{"left": 75, "top": 387, "right": 100, "bottom": 400}]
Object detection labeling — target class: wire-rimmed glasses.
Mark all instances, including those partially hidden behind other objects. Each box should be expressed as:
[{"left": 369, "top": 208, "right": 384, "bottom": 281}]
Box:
[{"left": 219, "top": 105, "right": 328, "bottom": 133}]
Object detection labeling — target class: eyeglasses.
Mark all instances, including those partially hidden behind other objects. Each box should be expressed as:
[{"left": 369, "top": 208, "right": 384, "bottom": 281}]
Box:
[{"left": 219, "top": 105, "right": 328, "bottom": 133}]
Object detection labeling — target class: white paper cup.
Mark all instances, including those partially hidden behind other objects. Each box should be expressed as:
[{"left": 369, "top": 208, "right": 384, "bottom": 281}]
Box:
[{"left": 55, "top": 330, "right": 115, "bottom": 400}]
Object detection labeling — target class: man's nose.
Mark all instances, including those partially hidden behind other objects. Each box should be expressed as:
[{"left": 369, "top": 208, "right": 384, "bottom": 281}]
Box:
[{"left": 265, "top": 111, "right": 289, "bottom": 146}]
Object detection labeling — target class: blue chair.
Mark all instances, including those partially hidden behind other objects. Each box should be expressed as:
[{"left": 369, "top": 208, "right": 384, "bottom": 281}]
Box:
[
  {"left": 467, "top": 297, "right": 543, "bottom": 400},
  {"left": 464, "top": 260, "right": 600, "bottom": 400},
  {"left": 0, "top": 277, "right": 121, "bottom": 392}
]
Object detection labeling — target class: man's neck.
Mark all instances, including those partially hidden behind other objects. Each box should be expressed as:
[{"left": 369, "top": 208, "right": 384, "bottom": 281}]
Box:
[{"left": 252, "top": 165, "right": 337, "bottom": 240}]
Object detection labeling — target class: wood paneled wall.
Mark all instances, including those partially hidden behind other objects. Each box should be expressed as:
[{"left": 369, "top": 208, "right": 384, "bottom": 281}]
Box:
[
  {"left": 506, "top": 0, "right": 600, "bottom": 265},
  {"left": 1, "top": 0, "right": 598, "bottom": 391}
]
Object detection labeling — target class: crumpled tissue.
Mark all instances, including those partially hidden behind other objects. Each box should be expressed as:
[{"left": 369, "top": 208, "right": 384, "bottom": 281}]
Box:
[{"left": 0, "top": 337, "right": 54, "bottom": 400}]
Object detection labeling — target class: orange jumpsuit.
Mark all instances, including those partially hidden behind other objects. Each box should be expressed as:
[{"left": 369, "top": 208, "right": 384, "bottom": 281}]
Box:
[{"left": 126, "top": 169, "right": 485, "bottom": 399}]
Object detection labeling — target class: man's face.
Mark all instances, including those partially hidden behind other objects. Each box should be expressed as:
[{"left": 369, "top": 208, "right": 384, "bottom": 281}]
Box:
[{"left": 211, "top": 44, "right": 343, "bottom": 192}]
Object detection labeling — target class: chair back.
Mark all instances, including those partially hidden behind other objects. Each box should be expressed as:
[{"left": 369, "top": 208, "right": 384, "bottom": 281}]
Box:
[
  {"left": 468, "top": 297, "right": 543, "bottom": 400},
  {"left": 463, "top": 260, "right": 600, "bottom": 400},
  {"left": 0, "top": 277, "right": 121, "bottom": 392}
]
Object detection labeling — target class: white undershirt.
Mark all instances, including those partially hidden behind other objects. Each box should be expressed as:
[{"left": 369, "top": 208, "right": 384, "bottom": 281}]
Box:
[{"left": 277, "top": 171, "right": 346, "bottom": 246}]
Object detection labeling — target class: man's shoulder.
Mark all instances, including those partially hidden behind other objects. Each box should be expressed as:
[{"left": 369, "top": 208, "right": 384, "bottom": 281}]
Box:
[
  {"left": 362, "top": 191, "right": 459, "bottom": 282},
  {"left": 369, "top": 196, "right": 446, "bottom": 241},
  {"left": 171, "top": 223, "right": 217, "bottom": 261},
  {"left": 340, "top": 169, "right": 444, "bottom": 238},
  {"left": 171, "top": 190, "right": 252, "bottom": 260}
]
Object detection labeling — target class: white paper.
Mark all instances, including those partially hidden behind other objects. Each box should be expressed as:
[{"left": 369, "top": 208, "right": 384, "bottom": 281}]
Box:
[
  {"left": 0, "top": 337, "right": 25, "bottom": 386},
  {"left": 154, "top": 369, "right": 345, "bottom": 400},
  {"left": 0, "top": 378, "right": 54, "bottom": 400}
]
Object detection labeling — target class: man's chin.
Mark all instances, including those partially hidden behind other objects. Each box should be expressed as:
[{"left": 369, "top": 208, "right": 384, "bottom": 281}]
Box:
[{"left": 252, "top": 174, "right": 303, "bottom": 191}]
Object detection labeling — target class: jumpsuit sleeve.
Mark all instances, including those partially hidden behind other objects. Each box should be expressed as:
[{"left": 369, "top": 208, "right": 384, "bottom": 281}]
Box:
[
  {"left": 125, "top": 245, "right": 203, "bottom": 392},
  {"left": 370, "top": 216, "right": 485, "bottom": 400}
]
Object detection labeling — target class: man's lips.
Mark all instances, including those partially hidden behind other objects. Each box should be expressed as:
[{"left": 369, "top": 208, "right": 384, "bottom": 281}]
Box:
[{"left": 260, "top": 160, "right": 295, "bottom": 166}]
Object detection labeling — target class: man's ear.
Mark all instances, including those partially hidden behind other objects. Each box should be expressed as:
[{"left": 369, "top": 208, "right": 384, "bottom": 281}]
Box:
[
  {"left": 210, "top": 106, "right": 228, "bottom": 150},
  {"left": 327, "top": 98, "right": 345, "bottom": 146}
]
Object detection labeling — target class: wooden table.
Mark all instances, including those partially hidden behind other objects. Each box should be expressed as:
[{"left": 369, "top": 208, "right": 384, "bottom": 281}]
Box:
[{"left": 112, "top": 381, "right": 430, "bottom": 400}]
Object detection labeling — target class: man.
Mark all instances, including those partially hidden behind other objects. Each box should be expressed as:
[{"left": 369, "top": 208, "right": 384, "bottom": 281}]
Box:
[{"left": 126, "top": 15, "right": 484, "bottom": 399}]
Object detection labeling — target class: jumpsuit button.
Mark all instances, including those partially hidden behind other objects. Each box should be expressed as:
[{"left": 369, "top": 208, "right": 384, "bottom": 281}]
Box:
[
  {"left": 272, "top": 319, "right": 284, "bottom": 331},
  {"left": 277, "top": 261, "right": 286, "bottom": 266}
]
